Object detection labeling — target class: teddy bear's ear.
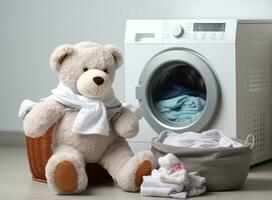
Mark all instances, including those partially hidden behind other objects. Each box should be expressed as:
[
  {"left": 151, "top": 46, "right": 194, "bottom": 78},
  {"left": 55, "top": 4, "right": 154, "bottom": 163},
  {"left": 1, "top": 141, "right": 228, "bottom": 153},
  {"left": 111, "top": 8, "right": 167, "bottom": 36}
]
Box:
[
  {"left": 50, "top": 44, "right": 74, "bottom": 72},
  {"left": 104, "top": 44, "right": 123, "bottom": 68}
]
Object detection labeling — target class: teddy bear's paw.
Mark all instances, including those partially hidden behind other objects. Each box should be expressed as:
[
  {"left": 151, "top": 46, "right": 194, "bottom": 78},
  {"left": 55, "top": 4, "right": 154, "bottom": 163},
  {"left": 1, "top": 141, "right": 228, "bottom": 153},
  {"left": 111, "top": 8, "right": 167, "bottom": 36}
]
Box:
[
  {"left": 45, "top": 153, "right": 88, "bottom": 194},
  {"left": 115, "top": 151, "right": 155, "bottom": 192},
  {"left": 113, "top": 107, "right": 142, "bottom": 139},
  {"left": 122, "top": 120, "right": 140, "bottom": 139},
  {"left": 23, "top": 120, "right": 47, "bottom": 138},
  {"left": 116, "top": 114, "right": 141, "bottom": 139}
]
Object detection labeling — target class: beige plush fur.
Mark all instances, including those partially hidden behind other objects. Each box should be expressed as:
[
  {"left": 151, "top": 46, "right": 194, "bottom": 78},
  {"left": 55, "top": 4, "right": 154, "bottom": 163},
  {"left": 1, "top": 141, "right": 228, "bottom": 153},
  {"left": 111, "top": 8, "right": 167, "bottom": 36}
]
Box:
[{"left": 23, "top": 42, "right": 154, "bottom": 194}]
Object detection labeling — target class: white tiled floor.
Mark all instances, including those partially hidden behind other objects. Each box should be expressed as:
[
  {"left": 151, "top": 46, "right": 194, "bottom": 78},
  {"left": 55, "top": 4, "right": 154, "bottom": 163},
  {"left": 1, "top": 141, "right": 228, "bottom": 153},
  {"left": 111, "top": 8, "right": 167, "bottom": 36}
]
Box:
[{"left": 1, "top": 146, "right": 272, "bottom": 200}]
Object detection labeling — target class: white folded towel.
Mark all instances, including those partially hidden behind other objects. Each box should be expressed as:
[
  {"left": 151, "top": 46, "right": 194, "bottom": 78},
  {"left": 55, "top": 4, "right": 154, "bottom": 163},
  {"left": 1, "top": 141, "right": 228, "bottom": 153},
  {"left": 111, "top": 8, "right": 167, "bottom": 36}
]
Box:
[
  {"left": 142, "top": 171, "right": 184, "bottom": 191},
  {"left": 141, "top": 187, "right": 187, "bottom": 199},
  {"left": 140, "top": 153, "right": 206, "bottom": 199},
  {"left": 158, "top": 129, "right": 242, "bottom": 148},
  {"left": 141, "top": 187, "right": 188, "bottom": 199}
]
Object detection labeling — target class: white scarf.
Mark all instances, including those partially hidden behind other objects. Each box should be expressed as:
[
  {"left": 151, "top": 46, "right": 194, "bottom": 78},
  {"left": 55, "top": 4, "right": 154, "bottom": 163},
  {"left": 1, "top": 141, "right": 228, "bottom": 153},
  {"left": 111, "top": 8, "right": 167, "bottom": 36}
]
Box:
[
  {"left": 19, "top": 84, "right": 122, "bottom": 136},
  {"left": 51, "top": 83, "right": 111, "bottom": 135}
]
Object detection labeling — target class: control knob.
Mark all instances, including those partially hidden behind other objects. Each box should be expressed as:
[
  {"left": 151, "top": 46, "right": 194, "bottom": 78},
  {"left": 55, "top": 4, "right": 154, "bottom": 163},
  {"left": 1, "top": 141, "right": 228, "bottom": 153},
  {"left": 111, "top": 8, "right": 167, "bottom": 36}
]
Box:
[{"left": 171, "top": 25, "right": 184, "bottom": 38}]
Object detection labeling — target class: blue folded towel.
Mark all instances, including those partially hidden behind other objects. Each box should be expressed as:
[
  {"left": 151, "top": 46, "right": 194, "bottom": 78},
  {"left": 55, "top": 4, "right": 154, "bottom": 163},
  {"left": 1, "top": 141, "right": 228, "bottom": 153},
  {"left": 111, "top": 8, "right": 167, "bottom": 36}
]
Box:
[{"left": 156, "top": 95, "right": 206, "bottom": 123}]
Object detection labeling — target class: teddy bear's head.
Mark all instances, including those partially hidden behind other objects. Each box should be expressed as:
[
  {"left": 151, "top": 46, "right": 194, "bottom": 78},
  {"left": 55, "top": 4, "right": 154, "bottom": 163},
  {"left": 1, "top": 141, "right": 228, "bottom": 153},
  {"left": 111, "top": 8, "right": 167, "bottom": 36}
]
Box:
[{"left": 50, "top": 42, "right": 123, "bottom": 99}]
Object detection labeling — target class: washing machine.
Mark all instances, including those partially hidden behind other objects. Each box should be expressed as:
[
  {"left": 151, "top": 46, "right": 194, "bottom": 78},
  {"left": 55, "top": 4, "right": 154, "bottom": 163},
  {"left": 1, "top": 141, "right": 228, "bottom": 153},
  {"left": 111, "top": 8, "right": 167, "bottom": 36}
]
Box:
[{"left": 124, "top": 19, "right": 272, "bottom": 165}]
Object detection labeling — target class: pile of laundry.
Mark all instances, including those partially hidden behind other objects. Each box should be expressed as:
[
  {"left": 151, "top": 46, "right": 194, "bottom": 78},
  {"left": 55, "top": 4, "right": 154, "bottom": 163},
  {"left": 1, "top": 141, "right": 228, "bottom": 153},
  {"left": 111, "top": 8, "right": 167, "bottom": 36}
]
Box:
[
  {"left": 157, "top": 129, "right": 243, "bottom": 148},
  {"left": 156, "top": 85, "right": 206, "bottom": 124},
  {"left": 141, "top": 153, "right": 206, "bottom": 199}
]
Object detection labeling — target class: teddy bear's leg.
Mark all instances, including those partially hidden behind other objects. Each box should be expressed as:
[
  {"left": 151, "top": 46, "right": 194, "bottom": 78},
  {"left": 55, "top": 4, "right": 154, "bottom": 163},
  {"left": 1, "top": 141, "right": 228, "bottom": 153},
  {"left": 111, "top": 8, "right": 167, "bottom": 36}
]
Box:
[
  {"left": 45, "top": 145, "right": 88, "bottom": 194},
  {"left": 99, "top": 139, "right": 155, "bottom": 192}
]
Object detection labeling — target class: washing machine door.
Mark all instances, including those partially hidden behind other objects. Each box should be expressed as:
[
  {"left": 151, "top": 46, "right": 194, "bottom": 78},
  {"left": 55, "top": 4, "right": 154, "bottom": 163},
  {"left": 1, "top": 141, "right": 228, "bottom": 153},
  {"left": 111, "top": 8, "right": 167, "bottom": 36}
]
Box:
[{"left": 136, "top": 48, "right": 220, "bottom": 133}]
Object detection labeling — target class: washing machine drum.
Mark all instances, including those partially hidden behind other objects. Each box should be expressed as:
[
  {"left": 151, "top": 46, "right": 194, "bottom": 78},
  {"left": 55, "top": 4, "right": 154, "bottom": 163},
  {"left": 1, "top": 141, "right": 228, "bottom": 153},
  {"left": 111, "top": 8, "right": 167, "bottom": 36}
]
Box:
[{"left": 136, "top": 48, "right": 220, "bottom": 133}]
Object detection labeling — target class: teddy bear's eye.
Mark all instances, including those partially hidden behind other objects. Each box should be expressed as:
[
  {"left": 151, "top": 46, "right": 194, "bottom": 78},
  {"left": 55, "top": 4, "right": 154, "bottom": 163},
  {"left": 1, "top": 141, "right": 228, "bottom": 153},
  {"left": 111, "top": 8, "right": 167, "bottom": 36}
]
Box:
[
  {"left": 103, "top": 69, "right": 108, "bottom": 74},
  {"left": 83, "top": 67, "right": 88, "bottom": 72}
]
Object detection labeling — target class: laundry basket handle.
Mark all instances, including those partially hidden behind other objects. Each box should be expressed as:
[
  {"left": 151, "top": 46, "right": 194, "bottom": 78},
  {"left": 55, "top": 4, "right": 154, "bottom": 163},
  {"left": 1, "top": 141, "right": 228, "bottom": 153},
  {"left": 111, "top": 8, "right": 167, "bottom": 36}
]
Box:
[{"left": 245, "top": 134, "right": 255, "bottom": 150}]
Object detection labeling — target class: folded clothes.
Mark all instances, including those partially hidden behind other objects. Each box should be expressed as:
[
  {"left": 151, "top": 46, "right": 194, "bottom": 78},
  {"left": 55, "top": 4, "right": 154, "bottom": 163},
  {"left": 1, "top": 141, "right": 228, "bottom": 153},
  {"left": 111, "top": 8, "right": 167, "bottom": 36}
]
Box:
[
  {"left": 158, "top": 84, "right": 206, "bottom": 100},
  {"left": 158, "top": 129, "right": 243, "bottom": 148},
  {"left": 142, "top": 171, "right": 184, "bottom": 192},
  {"left": 141, "top": 153, "right": 206, "bottom": 199},
  {"left": 156, "top": 95, "right": 206, "bottom": 124}
]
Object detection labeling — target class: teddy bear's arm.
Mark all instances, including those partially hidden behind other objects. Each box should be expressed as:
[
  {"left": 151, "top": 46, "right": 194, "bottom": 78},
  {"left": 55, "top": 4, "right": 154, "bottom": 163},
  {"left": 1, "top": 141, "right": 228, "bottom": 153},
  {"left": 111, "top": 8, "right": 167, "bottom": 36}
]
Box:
[
  {"left": 23, "top": 98, "right": 65, "bottom": 138},
  {"left": 111, "top": 107, "right": 143, "bottom": 139}
]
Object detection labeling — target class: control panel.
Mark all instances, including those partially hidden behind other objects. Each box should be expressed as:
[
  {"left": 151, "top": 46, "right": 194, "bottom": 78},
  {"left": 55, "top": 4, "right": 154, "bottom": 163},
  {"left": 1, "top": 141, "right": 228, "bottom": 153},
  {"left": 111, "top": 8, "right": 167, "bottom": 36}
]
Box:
[
  {"left": 163, "top": 20, "right": 236, "bottom": 44},
  {"left": 125, "top": 19, "right": 237, "bottom": 44},
  {"left": 166, "top": 22, "right": 225, "bottom": 40}
]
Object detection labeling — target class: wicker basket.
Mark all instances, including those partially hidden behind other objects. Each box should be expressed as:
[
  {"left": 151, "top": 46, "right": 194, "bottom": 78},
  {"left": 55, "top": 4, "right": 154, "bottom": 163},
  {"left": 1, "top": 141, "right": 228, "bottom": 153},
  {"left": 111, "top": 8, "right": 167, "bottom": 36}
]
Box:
[{"left": 25, "top": 125, "right": 112, "bottom": 184}]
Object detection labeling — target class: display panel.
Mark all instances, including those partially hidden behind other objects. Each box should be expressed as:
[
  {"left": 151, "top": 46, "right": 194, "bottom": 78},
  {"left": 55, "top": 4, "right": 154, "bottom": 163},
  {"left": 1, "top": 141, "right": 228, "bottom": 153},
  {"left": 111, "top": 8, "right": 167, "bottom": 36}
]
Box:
[{"left": 193, "top": 23, "right": 226, "bottom": 32}]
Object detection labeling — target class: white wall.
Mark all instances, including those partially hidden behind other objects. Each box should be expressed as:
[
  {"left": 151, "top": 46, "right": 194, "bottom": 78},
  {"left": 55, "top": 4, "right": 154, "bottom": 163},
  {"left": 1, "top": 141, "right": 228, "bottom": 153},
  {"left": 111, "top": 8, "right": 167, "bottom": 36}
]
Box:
[{"left": 1, "top": 0, "right": 272, "bottom": 132}]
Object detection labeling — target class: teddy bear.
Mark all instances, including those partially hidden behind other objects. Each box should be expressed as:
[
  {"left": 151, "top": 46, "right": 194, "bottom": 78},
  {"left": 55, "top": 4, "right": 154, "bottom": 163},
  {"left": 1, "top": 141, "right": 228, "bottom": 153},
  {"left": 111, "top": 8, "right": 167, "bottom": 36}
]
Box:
[{"left": 22, "top": 42, "right": 154, "bottom": 194}]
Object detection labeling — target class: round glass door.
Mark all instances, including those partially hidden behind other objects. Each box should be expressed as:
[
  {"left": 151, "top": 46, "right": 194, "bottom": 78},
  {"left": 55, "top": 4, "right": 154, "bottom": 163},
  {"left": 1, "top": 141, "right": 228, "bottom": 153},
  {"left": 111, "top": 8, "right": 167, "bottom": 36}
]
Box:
[{"left": 136, "top": 48, "right": 220, "bottom": 133}]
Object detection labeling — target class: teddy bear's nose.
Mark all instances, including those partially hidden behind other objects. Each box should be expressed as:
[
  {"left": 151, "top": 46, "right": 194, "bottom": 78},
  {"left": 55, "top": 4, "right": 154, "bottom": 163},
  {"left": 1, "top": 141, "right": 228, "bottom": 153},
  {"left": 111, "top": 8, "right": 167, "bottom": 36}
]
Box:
[{"left": 93, "top": 76, "right": 104, "bottom": 86}]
